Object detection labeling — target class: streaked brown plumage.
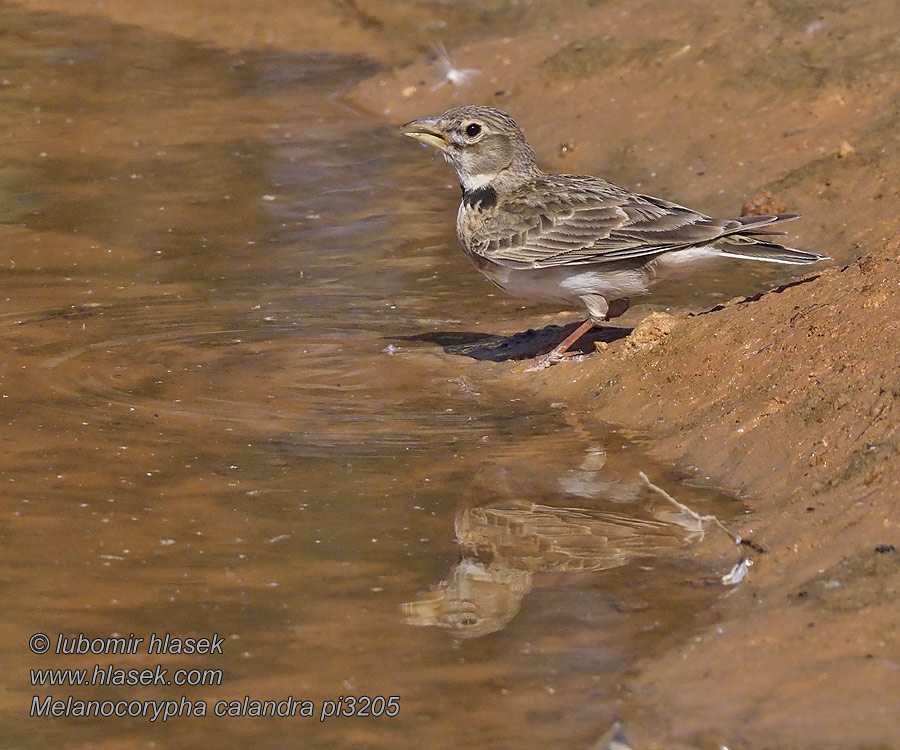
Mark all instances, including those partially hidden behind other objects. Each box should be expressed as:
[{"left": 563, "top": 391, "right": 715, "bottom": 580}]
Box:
[{"left": 402, "top": 105, "right": 827, "bottom": 365}]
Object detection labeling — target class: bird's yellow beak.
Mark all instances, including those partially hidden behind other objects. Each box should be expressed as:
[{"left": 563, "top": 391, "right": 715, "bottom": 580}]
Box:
[{"left": 401, "top": 118, "right": 449, "bottom": 152}]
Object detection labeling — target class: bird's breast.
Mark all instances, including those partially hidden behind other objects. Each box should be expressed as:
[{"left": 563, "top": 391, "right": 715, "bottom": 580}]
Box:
[{"left": 456, "top": 201, "right": 497, "bottom": 254}]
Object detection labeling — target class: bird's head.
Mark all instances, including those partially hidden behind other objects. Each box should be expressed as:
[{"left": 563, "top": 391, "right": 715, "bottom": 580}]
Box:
[{"left": 401, "top": 105, "right": 538, "bottom": 193}]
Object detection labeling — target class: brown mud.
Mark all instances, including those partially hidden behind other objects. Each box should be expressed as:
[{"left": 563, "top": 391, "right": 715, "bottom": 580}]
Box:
[{"left": 11, "top": 0, "right": 900, "bottom": 747}]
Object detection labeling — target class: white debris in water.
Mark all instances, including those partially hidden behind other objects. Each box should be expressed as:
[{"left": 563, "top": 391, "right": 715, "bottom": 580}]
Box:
[
  {"left": 431, "top": 42, "right": 480, "bottom": 90},
  {"left": 806, "top": 19, "right": 827, "bottom": 34},
  {"left": 722, "top": 557, "right": 752, "bottom": 586},
  {"left": 381, "top": 344, "right": 400, "bottom": 355},
  {"left": 640, "top": 472, "right": 757, "bottom": 586}
]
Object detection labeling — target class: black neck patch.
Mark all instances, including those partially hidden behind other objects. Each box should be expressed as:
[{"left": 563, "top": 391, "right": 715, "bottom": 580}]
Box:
[{"left": 461, "top": 185, "right": 498, "bottom": 210}]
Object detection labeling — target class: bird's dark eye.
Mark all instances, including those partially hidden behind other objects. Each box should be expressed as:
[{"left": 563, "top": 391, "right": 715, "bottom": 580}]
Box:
[{"left": 465, "top": 122, "right": 482, "bottom": 138}]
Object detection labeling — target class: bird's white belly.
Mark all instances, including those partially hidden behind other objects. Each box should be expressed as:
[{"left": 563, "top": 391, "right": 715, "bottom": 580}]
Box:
[
  {"left": 476, "top": 263, "right": 651, "bottom": 306},
  {"left": 654, "top": 245, "right": 721, "bottom": 266}
]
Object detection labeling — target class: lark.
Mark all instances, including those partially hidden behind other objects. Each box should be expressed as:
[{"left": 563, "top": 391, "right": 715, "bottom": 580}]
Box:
[{"left": 401, "top": 105, "right": 827, "bottom": 366}]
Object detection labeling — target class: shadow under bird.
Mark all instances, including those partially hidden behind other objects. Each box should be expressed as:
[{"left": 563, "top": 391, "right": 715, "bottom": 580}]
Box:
[{"left": 401, "top": 105, "right": 827, "bottom": 367}]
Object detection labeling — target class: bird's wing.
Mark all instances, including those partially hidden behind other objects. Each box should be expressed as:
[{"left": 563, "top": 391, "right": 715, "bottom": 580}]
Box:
[{"left": 468, "top": 175, "right": 755, "bottom": 268}]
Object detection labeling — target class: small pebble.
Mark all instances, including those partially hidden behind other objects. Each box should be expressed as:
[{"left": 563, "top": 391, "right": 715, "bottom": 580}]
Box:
[{"left": 837, "top": 140, "right": 855, "bottom": 158}]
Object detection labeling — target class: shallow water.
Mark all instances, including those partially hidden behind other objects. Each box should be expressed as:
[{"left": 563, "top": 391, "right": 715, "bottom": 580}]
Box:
[{"left": 1, "top": 7, "right": 741, "bottom": 748}]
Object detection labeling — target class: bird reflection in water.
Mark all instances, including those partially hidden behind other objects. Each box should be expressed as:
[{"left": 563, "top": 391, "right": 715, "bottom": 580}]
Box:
[{"left": 404, "top": 474, "right": 710, "bottom": 639}]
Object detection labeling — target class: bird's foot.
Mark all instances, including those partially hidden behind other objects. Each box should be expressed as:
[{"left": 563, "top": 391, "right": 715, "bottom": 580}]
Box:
[
  {"left": 520, "top": 317, "right": 604, "bottom": 372},
  {"left": 521, "top": 348, "right": 594, "bottom": 372},
  {"left": 522, "top": 352, "right": 564, "bottom": 372}
]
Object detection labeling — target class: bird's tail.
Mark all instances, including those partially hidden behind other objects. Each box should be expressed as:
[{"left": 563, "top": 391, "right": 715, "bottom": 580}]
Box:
[
  {"left": 718, "top": 239, "right": 827, "bottom": 264},
  {"left": 717, "top": 214, "right": 829, "bottom": 265}
]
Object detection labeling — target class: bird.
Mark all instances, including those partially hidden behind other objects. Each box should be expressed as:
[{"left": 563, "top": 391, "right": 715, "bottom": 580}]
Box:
[{"left": 400, "top": 105, "right": 828, "bottom": 366}]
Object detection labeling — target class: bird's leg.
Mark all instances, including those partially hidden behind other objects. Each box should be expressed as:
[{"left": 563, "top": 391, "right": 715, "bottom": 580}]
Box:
[
  {"left": 522, "top": 296, "right": 625, "bottom": 372},
  {"left": 523, "top": 318, "right": 598, "bottom": 372},
  {"left": 548, "top": 318, "right": 597, "bottom": 358}
]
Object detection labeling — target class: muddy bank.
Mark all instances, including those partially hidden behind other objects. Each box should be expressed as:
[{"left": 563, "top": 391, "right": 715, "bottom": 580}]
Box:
[{"left": 521, "top": 244, "right": 900, "bottom": 748}]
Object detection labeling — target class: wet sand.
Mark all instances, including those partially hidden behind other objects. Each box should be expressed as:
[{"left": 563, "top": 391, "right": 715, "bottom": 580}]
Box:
[{"left": 8, "top": 0, "right": 900, "bottom": 747}]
